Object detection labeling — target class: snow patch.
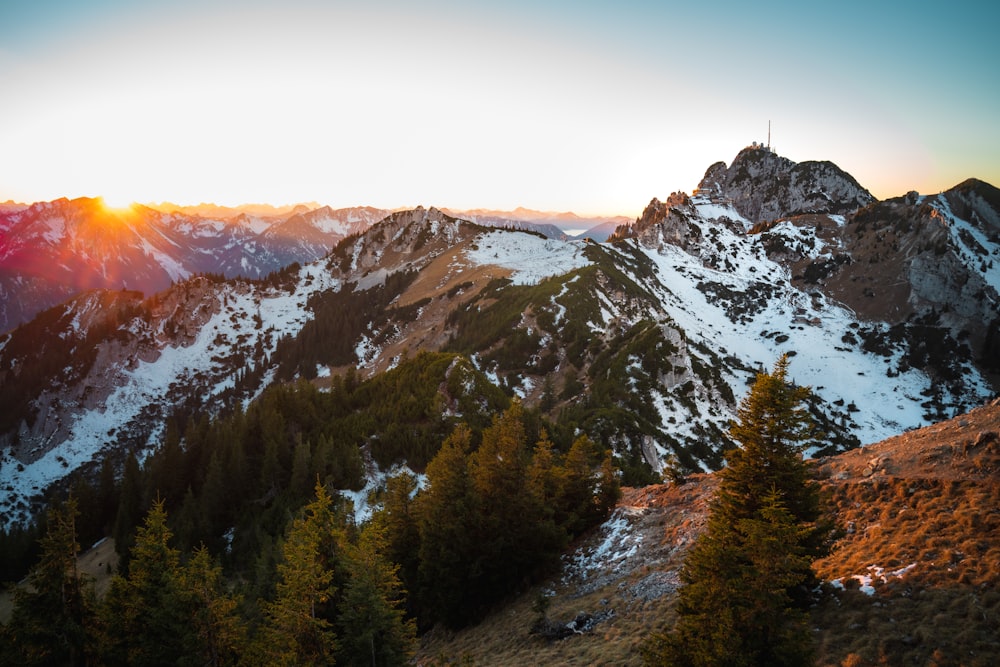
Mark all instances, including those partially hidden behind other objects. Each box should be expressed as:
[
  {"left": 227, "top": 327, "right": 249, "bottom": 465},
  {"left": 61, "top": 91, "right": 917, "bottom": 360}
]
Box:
[
  {"left": 466, "top": 230, "right": 591, "bottom": 284},
  {"left": 830, "top": 563, "right": 917, "bottom": 596},
  {"left": 340, "top": 464, "right": 427, "bottom": 525},
  {"left": 564, "top": 507, "right": 643, "bottom": 579}
]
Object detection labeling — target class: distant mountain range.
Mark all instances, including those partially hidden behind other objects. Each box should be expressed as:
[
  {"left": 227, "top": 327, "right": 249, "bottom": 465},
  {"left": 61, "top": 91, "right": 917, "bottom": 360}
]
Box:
[
  {"left": 0, "top": 201, "right": 628, "bottom": 333},
  {"left": 1, "top": 145, "right": 997, "bottom": 527}
]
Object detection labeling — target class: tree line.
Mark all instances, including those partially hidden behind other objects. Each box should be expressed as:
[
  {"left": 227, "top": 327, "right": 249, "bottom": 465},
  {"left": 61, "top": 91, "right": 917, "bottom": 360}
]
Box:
[{"left": 1, "top": 384, "right": 619, "bottom": 665}]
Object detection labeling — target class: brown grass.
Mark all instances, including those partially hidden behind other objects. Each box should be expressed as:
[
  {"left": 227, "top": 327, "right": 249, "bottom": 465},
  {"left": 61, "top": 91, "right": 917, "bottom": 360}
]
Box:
[
  {"left": 809, "top": 401, "right": 1000, "bottom": 666},
  {"left": 417, "top": 402, "right": 1000, "bottom": 666}
]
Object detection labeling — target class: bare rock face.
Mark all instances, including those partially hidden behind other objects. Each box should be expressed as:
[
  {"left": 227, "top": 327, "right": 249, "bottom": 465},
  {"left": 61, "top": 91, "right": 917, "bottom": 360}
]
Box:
[
  {"left": 626, "top": 193, "right": 701, "bottom": 251},
  {"left": 697, "top": 146, "right": 875, "bottom": 224},
  {"left": 941, "top": 178, "right": 1000, "bottom": 233},
  {"left": 332, "top": 206, "right": 479, "bottom": 285}
]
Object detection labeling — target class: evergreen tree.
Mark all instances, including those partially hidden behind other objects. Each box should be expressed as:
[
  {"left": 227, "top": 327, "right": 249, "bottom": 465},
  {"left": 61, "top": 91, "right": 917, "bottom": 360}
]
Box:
[
  {"left": 645, "top": 355, "right": 827, "bottom": 667},
  {"left": 200, "top": 450, "right": 229, "bottom": 533},
  {"left": 288, "top": 436, "right": 313, "bottom": 502},
  {"left": 724, "top": 356, "right": 820, "bottom": 532},
  {"left": 372, "top": 471, "right": 421, "bottom": 616},
  {"left": 594, "top": 449, "right": 622, "bottom": 521},
  {"left": 414, "top": 424, "right": 475, "bottom": 628},
  {"left": 173, "top": 486, "right": 205, "bottom": 554},
  {"left": 101, "top": 498, "right": 195, "bottom": 666},
  {"left": 560, "top": 434, "right": 604, "bottom": 534},
  {"left": 179, "top": 546, "right": 245, "bottom": 667},
  {"left": 252, "top": 481, "right": 339, "bottom": 666},
  {"left": 112, "top": 452, "right": 144, "bottom": 566},
  {"left": 526, "top": 429, "right": 563, "bottom": 521},
  {"left": 335, "top": 521, "right": 416, "bottom": 666},
  {"left": 4, "top": 497, "right": 96, "bottom": 666},
  {"left": 147, "top": 419, "right": 184, "bottom": 505},
  {"left": 465, "top": 402, "right": 545, "bottom": 617}
]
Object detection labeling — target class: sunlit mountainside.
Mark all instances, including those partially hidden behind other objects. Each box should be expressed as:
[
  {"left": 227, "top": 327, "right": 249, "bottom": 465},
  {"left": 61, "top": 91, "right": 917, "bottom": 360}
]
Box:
[
  {"left": 415, "top": 398, "right": 1000, "bottom": 666},
  {"left": 0, "top": 147, "right": 997, "bottom": 665},
  {"left": 1, "top": 146, "right": 997, "bottom": 529},
  {"left": 0, "top": 200, "right": 626, "bottom": 335}
]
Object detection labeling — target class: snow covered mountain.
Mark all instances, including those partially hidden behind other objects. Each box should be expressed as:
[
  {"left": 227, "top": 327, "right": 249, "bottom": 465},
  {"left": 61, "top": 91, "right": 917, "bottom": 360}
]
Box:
[
  {"left": 1, "top": 148, "right": 998, "bottom": 528},
  {"left": 443, "top": 207, "right": 631, "bottom": 240},
  {"left": 0, "top": 199, "right": 389, "bottom": 333}
]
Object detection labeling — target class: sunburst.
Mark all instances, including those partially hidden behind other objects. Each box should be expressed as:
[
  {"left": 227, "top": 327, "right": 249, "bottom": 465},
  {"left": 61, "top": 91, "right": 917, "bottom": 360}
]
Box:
[{"left": 99, "top": 195, "right": 134, "bottom": 212}]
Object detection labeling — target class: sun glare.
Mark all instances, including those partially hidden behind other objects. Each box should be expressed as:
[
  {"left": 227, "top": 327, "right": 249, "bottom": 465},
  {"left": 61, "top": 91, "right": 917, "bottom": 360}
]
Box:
[{"left": 100, "top": 195, "right": 134, "bottom": 212}]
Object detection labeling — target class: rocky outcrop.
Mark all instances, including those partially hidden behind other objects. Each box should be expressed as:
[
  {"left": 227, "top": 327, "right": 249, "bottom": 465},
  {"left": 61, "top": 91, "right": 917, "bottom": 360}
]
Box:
[
  {"left": 697, "top": 146, "right": 875, "bottom": 223},
  {"left": 624, "top": 193, "right": 701, "bottom": 251}
]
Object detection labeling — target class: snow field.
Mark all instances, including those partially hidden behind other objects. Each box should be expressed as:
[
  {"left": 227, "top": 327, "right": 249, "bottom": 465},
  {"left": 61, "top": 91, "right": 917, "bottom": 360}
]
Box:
[{"left": 466, "top": 230, "right": 591, "bottom": 285}]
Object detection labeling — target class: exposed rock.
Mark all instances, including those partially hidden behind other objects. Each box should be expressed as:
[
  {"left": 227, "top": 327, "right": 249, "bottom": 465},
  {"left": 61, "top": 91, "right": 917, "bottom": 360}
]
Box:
[{"left": 697, "top": 146, "right": 875, "bottom": 224}]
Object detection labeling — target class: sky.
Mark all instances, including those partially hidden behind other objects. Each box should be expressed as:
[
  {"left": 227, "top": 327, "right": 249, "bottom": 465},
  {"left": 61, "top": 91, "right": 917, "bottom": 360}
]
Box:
[{"left": 1, "top": 0, "right": 997, "bottom": 217}]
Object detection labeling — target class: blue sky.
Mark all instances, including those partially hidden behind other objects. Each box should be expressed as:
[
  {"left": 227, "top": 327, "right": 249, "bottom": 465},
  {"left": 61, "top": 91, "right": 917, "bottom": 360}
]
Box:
[{"left": 1, "top": 0, "right": 997, "bottom": 215}]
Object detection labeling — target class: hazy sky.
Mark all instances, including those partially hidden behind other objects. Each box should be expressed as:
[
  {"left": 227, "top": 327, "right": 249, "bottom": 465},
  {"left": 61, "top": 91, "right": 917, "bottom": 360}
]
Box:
[{"left": 1, "top": 0, "right": 997, "bottom": 216}]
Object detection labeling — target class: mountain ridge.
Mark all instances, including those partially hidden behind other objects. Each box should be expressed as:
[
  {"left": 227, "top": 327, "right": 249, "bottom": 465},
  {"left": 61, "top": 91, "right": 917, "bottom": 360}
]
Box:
[{"left": 1, "top": 148, "right": 997, "bottom": 530}]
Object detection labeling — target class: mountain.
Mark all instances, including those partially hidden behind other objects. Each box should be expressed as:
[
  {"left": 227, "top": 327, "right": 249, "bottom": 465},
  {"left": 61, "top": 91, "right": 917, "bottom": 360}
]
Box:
[
  {"left": 440, "top": 210, "right": 568, "bottom": 239},
  {"left": 573, "top": 219, "right": 622, "bottom": 241},
  {"left": 144, "top": 201, "right": 322, "bottom": 219},
  {"left": 415, "top": 397, "right": 1000, "bottom": 666},
  {"left": 1, "top": 149, "right": 998, "bottom": 529},
  {"left": 697, "top": 144, "right": 876, "bottom": 222},
  {"left": 444, "top": 207, "right": 631, "bottom": 237},
  {"left": 0, "top": 199, "right": 389, "bottom": 332}
]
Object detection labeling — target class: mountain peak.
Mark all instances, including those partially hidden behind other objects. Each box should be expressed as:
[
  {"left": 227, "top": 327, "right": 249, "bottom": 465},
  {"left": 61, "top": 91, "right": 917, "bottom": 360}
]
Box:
[{"left": 697, "top": 147, "right": 875, "bottom": 224}]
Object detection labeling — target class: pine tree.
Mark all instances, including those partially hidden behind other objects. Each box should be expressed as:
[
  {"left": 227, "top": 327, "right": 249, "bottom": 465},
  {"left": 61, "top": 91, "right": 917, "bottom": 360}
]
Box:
[
  {"left": 334, "top": 521, "right": 416, "bottom": 666},
  {"left": 200, "top": 449, "right": 229, "bottom": 532},
  {"left": 102, "top": 498, "right": 195, "bottom": 666},
  {"left": 527, "top": 429, "right": 563, "bottom": 517},
  {"left": 415, "top": 423, "right": 475, "bottom": 627},
  {"left": 5, "top": 497, "right": 96, "bottom": 666},
  {"left": 560, "top": 434, "right": 608, "bottom": 534},
  {"left": 594, "top": 450, "right": 622, "bottom": 521},
  {"left": 645, "top": 355, "right": 827, "bottom": 666},
  {"left": 288, "top": 436, "right": 313, "bottom": 502},
  {"left": 723, "top": 356, "right": 820, "bottom": 531},
  {"left": 252, "top": 481, "right": 339, "bottom": 666},
  {"left": 112, "top": 452, "right": 144, "bottom": 566},
  {"left": 179, "top": 546, "right": 246, "bottom": 667},
  {"left": 373, "top": 471, "right": 421, "bottom": 615},
  {"left": 465, "top": 402, "right": 564, "bottom": 622}
]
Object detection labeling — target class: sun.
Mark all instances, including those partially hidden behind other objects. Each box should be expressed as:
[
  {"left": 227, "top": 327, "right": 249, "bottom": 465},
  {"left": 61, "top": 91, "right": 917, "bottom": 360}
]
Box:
[{"left": 99, "top": 194, "right": 134, "bottom": 212}]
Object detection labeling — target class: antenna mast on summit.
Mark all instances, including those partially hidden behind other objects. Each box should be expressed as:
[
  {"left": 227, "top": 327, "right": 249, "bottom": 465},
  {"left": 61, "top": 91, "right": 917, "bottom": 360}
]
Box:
[{"left": 767, "top": 120, "right": 771, "bottom": 151}]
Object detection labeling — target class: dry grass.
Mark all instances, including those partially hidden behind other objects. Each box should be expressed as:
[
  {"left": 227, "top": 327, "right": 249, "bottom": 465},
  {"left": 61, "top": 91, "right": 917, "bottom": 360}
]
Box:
[
  {"left": 809, "top": 401, "right": 1000, "bottom": 666},
  {"left": 417, "top": 402, "right": 1000, "bottom": 666}
]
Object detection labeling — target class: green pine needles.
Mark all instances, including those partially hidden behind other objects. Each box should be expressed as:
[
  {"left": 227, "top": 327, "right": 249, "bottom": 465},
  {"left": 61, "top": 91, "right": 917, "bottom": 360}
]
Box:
[{"left": 645, "top": 355, "right": 830, "bottom": 667}]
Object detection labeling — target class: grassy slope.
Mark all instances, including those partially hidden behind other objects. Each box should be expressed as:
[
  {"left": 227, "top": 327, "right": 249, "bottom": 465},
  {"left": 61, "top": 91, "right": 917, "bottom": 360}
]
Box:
[{"left": 416, "top": 400, "right": 1000, "bottom": 666}]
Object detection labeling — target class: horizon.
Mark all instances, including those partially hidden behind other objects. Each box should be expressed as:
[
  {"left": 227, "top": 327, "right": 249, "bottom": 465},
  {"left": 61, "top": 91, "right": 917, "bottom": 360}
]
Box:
[
  {"left": 0, "top": 196, "right": 634, "bottom": 223},
  {"left": 2, "top": 1, "right": 998, "bottom": 217}
]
